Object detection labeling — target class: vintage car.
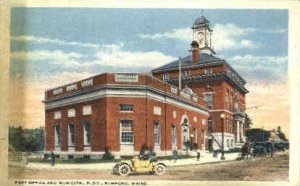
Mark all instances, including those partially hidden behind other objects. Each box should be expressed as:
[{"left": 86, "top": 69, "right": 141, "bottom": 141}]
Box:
[
  {"left": 112, "top": 153, "right": 167, "bottom": 176},
  {"left": 253, "top": 141, "right": 275, "bottom": 157},
  {"left": 273, "top": 141, "right": 286, "bottom": 151}
]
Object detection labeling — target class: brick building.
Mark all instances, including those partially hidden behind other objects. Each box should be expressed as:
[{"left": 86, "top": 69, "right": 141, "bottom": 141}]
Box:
[
  {"left": 152, "top": 16, "right": 249, "bottom": 151},
  {"left": 44, "top": 16, "right": 249, "bottom": 157},
  {"left": 44, "top": 73, "right": 209, "bottom": 158}
]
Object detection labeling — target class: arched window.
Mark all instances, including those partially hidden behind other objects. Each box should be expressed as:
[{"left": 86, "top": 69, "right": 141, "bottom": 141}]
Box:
[
  {"left": 55, "top": 124, "right": 61, "bottom": 147},
  {"left": 83, "top": 120, "right": 91, "bottom": 146},
  {"left": 154, "top": 121, "right": 161, "bottom": 147},
  {"left": 171, "top": 125, "right": 177, "bottom": 147},
  {"left": 235, "top": 93, "right": 239, "bottom": 112},
  {"left": 225, "top": 90, "right": 229, "bottom": 110},
  {"left": 68, "top": 123, "right": 75, "bottom": 146},
  {"left": 193, "top": 128, "right": 197, "bottom": 143}
]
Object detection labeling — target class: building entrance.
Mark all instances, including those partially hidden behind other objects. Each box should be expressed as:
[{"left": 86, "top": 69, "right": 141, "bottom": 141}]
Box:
[{"left": 181, "top": 117, "right": 190, "bottom": 150}]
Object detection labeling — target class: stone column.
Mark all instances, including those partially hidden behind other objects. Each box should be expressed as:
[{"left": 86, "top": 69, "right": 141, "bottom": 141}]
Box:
[
  {"left": 240, "top": 122, "right": 244, "bottom": 142},
  {"left": 236, "top": 120, "right": 240, "bottom": 143}
]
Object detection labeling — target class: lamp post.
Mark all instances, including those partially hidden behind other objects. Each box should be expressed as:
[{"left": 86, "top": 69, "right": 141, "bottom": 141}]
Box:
[{"left": 220, "top": 113, "right": 226, "bottom": 160}]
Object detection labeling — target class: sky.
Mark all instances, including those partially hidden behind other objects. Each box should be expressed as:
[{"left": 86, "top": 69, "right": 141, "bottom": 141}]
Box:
[{"left": 9, "top": 8, "right": 289, "bottom": 137}]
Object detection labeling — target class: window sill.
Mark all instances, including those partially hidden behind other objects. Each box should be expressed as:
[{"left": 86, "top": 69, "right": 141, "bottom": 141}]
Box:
[{"left": 120, "top": 143, "right": 134, "bottom": 145}]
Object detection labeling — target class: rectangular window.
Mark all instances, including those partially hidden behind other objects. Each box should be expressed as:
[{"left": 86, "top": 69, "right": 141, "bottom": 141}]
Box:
[
  {"left": 235, "top": 94, "right": 239, "bottom": 112},
  {"left": 120, "top": 120, "right": 134, "bottom": 144},
  {"left": 55, "top": 125, "right": 61, "bottom": 146},
  {"left": 163, "top": 73, "right": 169, "bottom": 81},
  {"left": 83, "top": 105, "right": 92, "bottom": 115},
  {"left": 201, "top": 129, "right": 205, "bottom": 145},
  {"left": 154, "top": 122, "right": 161, "bottom": 146},
  {"left": 205, "top": 93, "right": 214, "bottom": 110},
  {"left": 205, "top": 68, "right": 213, "bottom": 74},
  {"left": 81, "top": 78, "right": 93, "bottom": 87},
  {"left": 53, "top": 88, "right": 63, "bottom": 95},
  {"left": 193, "top": 128, "right": 197, "bottom": 143},
  {"left": 54, "top": 111, "right": 61, "bottom": 119},
  {"left": 68, "top": 109, "right": 76, "bottom": 117},
  {"left": 171, "top": 125, "right": 177, "bottom": 147},
  {"left": 68, "top": 123, "right": 75, "bottom": 146},
  {"left": 120, "top": 104, "right": 134, "bottom": 112},
  {"left": 182, "top": 70, "right": 190, "bottom": 78},
  {"left": 66, "top": 84, "right": 77, "bottom": 92},
  {"left": 226, "top": 92, "right": 229, "bottom": 110},
  {"left": 84, "top": 121, "right": 91, "bottom": 146}
]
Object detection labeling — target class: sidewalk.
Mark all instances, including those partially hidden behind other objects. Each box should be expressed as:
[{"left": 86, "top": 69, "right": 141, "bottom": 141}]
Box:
[{"left": 24, "top": 152, "right": 240, "bottom": 170}]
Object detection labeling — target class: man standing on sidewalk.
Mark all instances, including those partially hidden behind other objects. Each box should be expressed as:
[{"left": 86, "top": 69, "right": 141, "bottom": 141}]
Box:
[
  {"left": 50, "top": 151, "right": 56, "bottom": 166},
  {"left": 172, "top": 146, "right": 178, "bottom": 163},
  {"left": 197, "top": 149, "right": 201, "bottom": 161}
]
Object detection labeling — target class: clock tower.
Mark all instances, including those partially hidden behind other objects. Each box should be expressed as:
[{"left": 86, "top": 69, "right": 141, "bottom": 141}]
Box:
[{"left": 191, "top": 16, "right": 215, "bottom": 55}]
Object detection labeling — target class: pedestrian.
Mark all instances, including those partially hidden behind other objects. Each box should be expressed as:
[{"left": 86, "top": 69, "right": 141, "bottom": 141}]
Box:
[
  {"left": 172, "top": 146, "right": 178, "bottom": 163},
  {"left": 197, "top": 149, "right": 201, "bottom": 161},
  {"left": 50, "top": 151, "right": 55, "bottom": 166},
  {"left": 212, "top": 146, "right": 218, "bottom": 158}
]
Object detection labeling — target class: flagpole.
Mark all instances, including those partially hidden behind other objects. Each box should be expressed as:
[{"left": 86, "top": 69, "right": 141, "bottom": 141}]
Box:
[{"left": 179, "top": 57, "right": 182, "bottom": 90}]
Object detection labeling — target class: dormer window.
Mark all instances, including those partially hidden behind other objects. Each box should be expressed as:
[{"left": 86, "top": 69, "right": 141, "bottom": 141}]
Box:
[
  {"left": 205, "top": 68, "right": 213, "bottom": 74},
  {"left": 163, "top": 73, "right": 169, "bottom": 81},
  {"left": 182, "top": 70, "right": 190, "bottom": 78}
]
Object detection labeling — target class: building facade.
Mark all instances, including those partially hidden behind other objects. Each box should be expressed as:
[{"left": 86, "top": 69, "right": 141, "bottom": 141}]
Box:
[
  {"left": 44, "top": 73, "right": 209, "bottom": 158},
  {"left": 152, "top": 16, "right": 249, "bottom": 151}
]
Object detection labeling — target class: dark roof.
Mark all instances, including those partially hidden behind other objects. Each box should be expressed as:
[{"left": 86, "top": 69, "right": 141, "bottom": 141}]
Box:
[
  {"left": 152, "top": 53, "right": 247, "bottom": 85},
  {"left": 152, "top": 53, "right": 222, "bottom": 72},
  {"left": 194, "top": 16, "right": 209, "bottom": 25}
]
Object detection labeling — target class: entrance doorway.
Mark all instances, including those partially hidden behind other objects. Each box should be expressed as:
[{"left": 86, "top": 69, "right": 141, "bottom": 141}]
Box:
[{"left": 181, "top": 117, "right": 190, "bottom": 150}]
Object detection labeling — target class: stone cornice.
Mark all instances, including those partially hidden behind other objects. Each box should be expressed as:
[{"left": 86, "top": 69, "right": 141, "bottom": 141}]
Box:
[{"left": 167, "top": 72, "right": 249, "bottom": 94}]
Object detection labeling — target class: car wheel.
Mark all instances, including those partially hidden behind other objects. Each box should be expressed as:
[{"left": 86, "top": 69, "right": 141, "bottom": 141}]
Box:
[
  {"left": 155, "top": 164, "right": 166, "bottom": 175},
  {"left": 118, "top": 164, "right": 131, "bottom": 176}
]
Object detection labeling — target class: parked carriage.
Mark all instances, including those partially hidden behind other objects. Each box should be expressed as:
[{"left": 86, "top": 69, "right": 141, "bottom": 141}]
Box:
[{"left": 252, "top": 141, "right": 275, "bottom": 157}]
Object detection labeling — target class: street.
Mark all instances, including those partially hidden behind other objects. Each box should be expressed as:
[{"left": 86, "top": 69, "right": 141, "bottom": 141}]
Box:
[{"left": 9, "top": 151, "right": 288, "bottom": 181}]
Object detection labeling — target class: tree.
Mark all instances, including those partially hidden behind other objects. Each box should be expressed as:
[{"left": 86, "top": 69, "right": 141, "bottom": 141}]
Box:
[
  {"left": 244, "top": 113, "right": 253, "bottom": 130},
  {"left": 245, "top": 128, "right": 270, "bottom": 142},
  {"left": 9, "top": 126, "right": 45, "bottom": 152}
]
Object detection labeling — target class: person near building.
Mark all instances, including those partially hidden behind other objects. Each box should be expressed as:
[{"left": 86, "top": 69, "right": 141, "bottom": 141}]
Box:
[
  {"left": 50, "top": 151, "right": 56, "bottom": 166},
  {"left": 197, "top": 149, "right": 201, "bottom": 161},
  {"left": 172, "top": 146, "right": 178, "bottom": 163}
]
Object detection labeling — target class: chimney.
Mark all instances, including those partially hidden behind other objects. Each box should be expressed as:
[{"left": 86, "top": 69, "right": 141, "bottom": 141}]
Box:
[{"left": 191, "top": 40, "right": 200, "bottom": 63}]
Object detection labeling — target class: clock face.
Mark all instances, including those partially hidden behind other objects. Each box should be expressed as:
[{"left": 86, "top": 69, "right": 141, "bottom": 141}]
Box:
[{"left": 197, "top": 32, "right": 205, "bottom": 46}]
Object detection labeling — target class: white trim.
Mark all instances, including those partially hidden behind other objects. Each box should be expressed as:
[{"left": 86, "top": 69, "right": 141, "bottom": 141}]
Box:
[
  {"left": 53, "top": 88, "right": 63, "bottom": 95},
  {"left": 54, "top": 111, "right": 61, "bottom": 119},
  {"left": 166, "top": 97, "right": 208, "bottom": 115},
  {"left": 45, "top": 89, "right": 209, "bottom": 115},
  {"left": 82, "top": 105, "right": 92, "bottom": 115},
  {"left": 211, "top": 132, "right": 235, "bottom": 151},
  {"left": 66, "top": 84, "right": 77, "bottom": 92},
  {"left": 68, "top": 109, "right": 76, "bottom": 117},
  {"left": 210, "top": 109, "right": 233, "bottom": 114}
]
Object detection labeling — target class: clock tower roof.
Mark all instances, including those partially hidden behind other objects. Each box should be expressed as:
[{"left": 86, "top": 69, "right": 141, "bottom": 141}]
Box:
[{"left": 192, "top": 16, "right": 210, "bottom": 29}]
